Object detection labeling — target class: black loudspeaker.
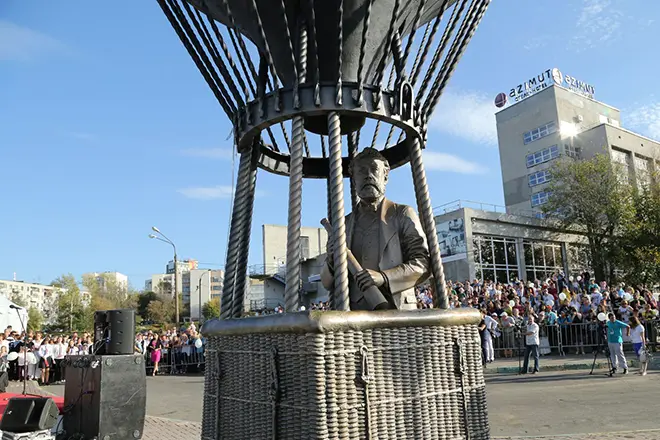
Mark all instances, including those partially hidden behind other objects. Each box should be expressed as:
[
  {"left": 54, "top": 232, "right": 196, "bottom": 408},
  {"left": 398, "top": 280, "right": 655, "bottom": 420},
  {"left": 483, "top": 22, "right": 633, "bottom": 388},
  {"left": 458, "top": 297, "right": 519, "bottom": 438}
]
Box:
[
  {"left": 0, "top": 397, "right": 59, "bottom": 433},
  {"left": 93, "top": 309, "right": 136, "bottom": 355},
  {"left": 63, "top": 355, "right": 146, "bottom": 440}
]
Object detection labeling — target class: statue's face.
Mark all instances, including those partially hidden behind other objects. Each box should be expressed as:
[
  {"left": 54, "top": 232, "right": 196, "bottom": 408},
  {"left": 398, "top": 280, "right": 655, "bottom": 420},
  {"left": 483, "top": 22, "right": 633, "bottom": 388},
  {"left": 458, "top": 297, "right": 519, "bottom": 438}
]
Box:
[{"left": 352, "top": 158, "right": 388, "bottom": 201}]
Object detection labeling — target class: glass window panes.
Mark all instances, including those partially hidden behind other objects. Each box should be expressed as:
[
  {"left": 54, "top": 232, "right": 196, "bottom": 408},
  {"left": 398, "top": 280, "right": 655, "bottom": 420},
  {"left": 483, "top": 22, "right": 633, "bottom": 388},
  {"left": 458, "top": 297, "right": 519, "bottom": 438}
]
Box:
[
  {"left": 531, "top": 191, "right": 551, "bottom": 207},
  {"left": 522, "top": 240, "right": 564, "bottom": 282},
  {"left": 564, "top": 143, "right": 581, "bottom": 158},
  {"left": 523, "top": 121, "right": 557, "bottom": 145},
  {"left": 526, "top": 145, "right": 560, "bottom": 168},
  {"left": 528, "top": 170, "right": 551, "bottom": 187},
  {"left": 473, "top": 236, "right": 518, "bottom": 284}
]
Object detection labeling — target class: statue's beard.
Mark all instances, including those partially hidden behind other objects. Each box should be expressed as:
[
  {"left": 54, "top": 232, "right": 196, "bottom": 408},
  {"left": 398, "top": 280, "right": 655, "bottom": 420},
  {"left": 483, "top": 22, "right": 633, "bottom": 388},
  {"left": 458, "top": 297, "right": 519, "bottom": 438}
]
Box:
[{"left": 358, "top": 183, "right": 384, "bottom": 201}]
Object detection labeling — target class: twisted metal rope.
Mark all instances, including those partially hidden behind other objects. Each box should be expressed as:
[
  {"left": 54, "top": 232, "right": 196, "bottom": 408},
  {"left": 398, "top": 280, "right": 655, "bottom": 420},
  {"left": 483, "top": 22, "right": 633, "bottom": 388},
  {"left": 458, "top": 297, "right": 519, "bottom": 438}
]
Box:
[
  {"left": 347, "top": 132, "right": 359, "bottom": 210},
  {"left": 306, "top": 0, "right": 321, "bottom": 105},
  {"left": 327, "top": 112, "right": 349, "bottom": 311},
  {"left": 250, "top": 0, "right": 281, "bottom": 111},
  {"left": 336, "top": 0, "right": 344, "bottom": 106},
  {"left": 279, "top": 0, "right": 300, "bottom": 109},
  {"left": 416, "top": 0, "right": 467, "bottom": 111},
  {"left": 219, "top": 143, "right": 255, "bottom": 318},
  {"left": 425, "top": 0, "right": 491, "bottom": 117},
  {"left": 356, "top": 0, "right": 373, "bottom": 106},
  {"left": 409, "top": 137, "right": 448, "bottom": 309},
  {"left": 231, "top": 140, "right": 259, "bottom": 318}
]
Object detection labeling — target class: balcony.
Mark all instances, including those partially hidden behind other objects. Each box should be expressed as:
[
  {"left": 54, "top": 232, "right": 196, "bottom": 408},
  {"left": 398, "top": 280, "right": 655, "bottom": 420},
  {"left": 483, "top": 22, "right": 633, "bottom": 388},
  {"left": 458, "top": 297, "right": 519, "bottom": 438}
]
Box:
[
  {"left": 433, "top": 199, "right": 547, "bottom": 219},
  {"left": 248, "top": 264, "right": 286, "bottom": 280}
]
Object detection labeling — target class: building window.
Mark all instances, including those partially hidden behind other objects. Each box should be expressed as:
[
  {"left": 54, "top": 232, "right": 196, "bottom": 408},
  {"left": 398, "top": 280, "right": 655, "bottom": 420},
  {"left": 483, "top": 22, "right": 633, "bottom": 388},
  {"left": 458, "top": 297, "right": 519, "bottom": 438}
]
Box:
[
  {"left": 526, "top": 145, "right": 560, "bottom": 167},
  {"left": 472, "top": 236, "right": 519, "bottom": 283},
  {"left": 531, "top": 191, "right": 551, "bottom": 207},
  {"left": 564, "top": 143, "right": 581, "bottom": 158},
  {"left": 528, "top": 170, "right": 552, "bottom": 187},
  {"left": 523, "top": 241, "right": 564, "bottom": 282},
  {"left": 523, "top": 121, "right": 556, "bottom": 145},
  {"left": 611, "top": 148, "right": 631, "bottom": 185},
  {"left": 634, "top": 155, "right": 651, "bottom": 189},
  {"left": 300, "top": 236, "right": 310, "bottom": 260},
  {"left": 211, "top": 285, "right": 222, "bottom": 291}
]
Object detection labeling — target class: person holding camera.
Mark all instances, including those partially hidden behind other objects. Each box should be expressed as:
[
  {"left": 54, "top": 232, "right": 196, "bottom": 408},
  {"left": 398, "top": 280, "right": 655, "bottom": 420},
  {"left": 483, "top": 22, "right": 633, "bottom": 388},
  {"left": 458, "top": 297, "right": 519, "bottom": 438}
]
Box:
[
  {"left": 522, "top": 315, "right": 540, "bottom": 374},
  {"left": 606, "top": 312, "right": 630, "bottom": 374}
]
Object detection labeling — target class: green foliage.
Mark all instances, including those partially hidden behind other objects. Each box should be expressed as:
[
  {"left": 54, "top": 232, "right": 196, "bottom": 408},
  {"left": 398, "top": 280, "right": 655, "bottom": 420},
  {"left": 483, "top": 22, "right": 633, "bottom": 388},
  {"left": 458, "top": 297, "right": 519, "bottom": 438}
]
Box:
[
  {"left": 137, "top": 291, "right": 159, "bottom": 319},
  {"left": 543, "top": 154, "right": 634, "bottom": 282},
  {"left": 617, "top": 181, "right": 660, "bottom": 285},
  {"left": 10, "top": 293, "right": 26, "bottom": 307},
  {"left": 52, "top": 274, "right": 87, "bottom": 332},
  {"left": 202, "top": 297, "right": 220, "bottom": 320},
  {"left": 27, "top": 307, "right": 44, "bottom": 332}
]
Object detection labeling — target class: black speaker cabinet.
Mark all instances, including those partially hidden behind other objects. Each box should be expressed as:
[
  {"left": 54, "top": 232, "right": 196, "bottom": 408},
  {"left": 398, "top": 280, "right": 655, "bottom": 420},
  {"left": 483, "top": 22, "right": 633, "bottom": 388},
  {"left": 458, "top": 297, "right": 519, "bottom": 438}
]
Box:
[
  {"left": 0, "top": 397, "right": 59, "bottom": 433},
  {"left": 63, "top": 355, "right": 146, "bottom": 440},
  {"left": 94, "top": 309, "right": 136, "bottom": 355}
]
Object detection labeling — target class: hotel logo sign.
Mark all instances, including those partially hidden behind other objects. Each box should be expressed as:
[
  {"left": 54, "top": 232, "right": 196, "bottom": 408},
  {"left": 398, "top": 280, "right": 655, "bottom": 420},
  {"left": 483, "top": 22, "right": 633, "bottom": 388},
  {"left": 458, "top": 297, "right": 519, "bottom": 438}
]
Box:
[{"left": 508, "top": 68, "right": 595, "bottom": 103}]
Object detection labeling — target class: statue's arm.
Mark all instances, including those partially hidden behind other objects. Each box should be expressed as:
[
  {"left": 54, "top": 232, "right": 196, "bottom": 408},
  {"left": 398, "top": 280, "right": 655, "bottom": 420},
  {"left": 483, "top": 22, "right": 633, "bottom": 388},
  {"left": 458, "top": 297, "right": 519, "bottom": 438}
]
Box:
[
  {"left": 320, "top": 257, "right": 334, "bottom": 290},
  {"left": 381, "top": 206, "right": 430, "bottom": 294}
]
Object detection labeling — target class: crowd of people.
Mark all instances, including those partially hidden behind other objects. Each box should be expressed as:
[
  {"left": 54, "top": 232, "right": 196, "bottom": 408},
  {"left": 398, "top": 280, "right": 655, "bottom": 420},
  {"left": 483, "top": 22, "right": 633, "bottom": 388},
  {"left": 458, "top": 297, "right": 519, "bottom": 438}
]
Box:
[
  {"left": 0, "top": 327, "right": 98, "bottom": 386},
  {"left": 134, "top": 322, "right": 205, "bottom": 376},
  {"left": 419, "top": 272, "right": 659, "bottom": 374}
]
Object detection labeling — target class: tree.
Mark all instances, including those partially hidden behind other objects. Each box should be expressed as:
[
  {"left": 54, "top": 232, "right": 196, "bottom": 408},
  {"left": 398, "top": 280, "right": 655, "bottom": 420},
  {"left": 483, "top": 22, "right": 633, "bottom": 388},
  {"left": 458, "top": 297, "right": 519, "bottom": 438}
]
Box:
[
  {"left": 618, "top": 181, "right": 660, "bottom": 285},
  {"left": 52, "top": 274, "right": 87, "bottom": 331},
  {"left": 10, "top": 293, "right": 26, "bottom": 307},
  {"left": 543, "top": 154, "right": 634, "bottom": 282},
  {"left": 147, "top": 299, "right": 173, "bottom": 325},
  {"left": 27, "top": 307, "right": 44, "bottom": 332},
  {"left": 202, "top": 297, "right": 220, "bottom": 320},
  {"left": 137, "top": 291, "right": 159, "bottom": 319}
]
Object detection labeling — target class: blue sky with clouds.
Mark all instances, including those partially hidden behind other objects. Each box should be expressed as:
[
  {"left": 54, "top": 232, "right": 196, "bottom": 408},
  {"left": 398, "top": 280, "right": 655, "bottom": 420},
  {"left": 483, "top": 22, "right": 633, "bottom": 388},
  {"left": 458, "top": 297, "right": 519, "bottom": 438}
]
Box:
[{"left": 2, "top": 0, "right": 659, "bottom": 287}]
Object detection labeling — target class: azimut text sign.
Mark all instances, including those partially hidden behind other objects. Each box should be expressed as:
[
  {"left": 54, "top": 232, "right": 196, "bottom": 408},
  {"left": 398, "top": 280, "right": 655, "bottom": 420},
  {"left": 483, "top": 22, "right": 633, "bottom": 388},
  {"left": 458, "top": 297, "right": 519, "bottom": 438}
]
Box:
[{"left": 507, "top": 68, "right": 595, "bottom": 103}]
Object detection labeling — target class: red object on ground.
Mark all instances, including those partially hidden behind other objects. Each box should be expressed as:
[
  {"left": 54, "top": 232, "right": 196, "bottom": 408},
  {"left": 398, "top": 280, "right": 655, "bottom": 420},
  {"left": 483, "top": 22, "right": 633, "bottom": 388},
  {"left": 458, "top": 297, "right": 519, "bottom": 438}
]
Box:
[{"left": 0, "top": 393, "right": 65, "bottom": 421}]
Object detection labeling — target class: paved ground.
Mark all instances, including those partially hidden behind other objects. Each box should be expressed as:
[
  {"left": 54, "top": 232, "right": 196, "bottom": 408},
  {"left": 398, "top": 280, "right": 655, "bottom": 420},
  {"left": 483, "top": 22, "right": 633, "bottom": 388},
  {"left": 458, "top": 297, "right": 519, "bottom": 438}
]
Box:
[{"left": 42, "top": 367, "right": 659, "bottom": 439}]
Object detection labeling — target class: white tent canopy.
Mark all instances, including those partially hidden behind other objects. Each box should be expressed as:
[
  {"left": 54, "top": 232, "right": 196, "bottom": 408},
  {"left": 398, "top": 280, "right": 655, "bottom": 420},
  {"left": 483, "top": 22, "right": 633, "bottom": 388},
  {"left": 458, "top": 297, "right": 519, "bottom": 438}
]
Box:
[{"left": 0, "top": 296, "right": 29, "bottom": 333}]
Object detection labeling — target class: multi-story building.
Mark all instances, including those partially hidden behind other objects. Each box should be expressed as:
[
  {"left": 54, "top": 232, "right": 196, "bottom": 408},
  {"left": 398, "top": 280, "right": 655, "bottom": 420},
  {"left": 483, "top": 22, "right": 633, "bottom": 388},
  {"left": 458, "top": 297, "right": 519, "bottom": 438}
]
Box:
[
  {"left": 185, "top": 269, "right": 224, "bottom": 321},
  {"left": 496, "top": 67, "right": 660, "bottom": 213},
  {"left": 145, "top": 260, "right": 223, "bottom": 320},
  {"left": 82, "top": 271, "right": 129, "bottom": 292},
  {"left": 247, "top": 224, "right": 328, "bottom": 311},
  {"left": 0, "top": 279, "right": 63, "bottom": 322}
]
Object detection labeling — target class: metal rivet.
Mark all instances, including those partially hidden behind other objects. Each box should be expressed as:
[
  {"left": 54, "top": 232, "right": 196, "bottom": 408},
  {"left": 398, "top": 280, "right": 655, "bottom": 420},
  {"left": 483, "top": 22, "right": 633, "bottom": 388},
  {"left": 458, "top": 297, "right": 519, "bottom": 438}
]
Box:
[
  {"left": 134, "top": 357, "right": 141, "bottom": 365},
  {"left": 105, "top": 359, "right": 113, "bottom": 366},
  {"left": 133, "top": 430, "right": 141, "bottom": 438}
]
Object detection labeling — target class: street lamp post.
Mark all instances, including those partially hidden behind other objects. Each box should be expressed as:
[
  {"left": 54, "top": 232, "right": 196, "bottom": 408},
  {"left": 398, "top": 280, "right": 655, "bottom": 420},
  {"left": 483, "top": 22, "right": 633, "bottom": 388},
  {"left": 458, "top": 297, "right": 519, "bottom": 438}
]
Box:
[
  {"left": 149, "top": 227, "right": 179, "bottom": 328},
  {"left": 197, "top": 269, "right": 211, "bottom": 325}
]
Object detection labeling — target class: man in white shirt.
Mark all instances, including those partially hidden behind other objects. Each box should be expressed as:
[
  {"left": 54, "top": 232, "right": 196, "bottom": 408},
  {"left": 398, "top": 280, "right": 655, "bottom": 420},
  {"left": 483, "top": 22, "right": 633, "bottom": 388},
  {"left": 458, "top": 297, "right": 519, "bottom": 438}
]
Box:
[{"left": 522, "top": 315, "right": 540, "bottom": 374}]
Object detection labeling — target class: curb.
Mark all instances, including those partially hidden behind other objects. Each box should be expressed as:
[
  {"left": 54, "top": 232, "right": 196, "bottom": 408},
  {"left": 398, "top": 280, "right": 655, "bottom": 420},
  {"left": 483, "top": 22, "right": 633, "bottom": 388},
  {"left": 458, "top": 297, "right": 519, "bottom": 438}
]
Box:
[{"left": 484, "top": 358, "right": 645, "bottom": 375}]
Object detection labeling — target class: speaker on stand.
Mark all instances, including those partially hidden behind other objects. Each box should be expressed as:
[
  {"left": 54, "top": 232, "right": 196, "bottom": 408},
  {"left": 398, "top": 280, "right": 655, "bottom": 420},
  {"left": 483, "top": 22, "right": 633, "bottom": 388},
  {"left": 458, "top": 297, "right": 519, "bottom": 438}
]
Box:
[{"left": 63, "top": 309, "right": 145, "bottom": 440}]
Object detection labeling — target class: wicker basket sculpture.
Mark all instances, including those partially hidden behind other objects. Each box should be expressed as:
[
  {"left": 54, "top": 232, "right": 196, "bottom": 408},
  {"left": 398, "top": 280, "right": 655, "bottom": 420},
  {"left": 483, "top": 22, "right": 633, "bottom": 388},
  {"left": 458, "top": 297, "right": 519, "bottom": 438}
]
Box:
[
  {"left": 158, "top": 0, "right": 492, "bottom": 438},
  {"left": 201, "top": 309, "right": 489, "bottom": 440}
]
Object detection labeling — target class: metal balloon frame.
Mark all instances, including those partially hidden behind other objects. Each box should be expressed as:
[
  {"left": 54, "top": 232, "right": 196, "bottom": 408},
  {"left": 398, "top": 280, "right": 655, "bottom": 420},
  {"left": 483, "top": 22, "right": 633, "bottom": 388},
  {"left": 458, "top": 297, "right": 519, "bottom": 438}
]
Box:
[{"left": 157, "top": 0, "right": 491, "bottom": 317}]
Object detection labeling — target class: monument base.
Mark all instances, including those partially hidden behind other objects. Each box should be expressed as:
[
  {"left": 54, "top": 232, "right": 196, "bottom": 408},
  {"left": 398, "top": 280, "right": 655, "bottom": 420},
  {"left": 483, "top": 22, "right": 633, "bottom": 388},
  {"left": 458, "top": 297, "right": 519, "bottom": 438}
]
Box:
[{"left": 201, "top": 308, "right": 490, "bottom": 439}]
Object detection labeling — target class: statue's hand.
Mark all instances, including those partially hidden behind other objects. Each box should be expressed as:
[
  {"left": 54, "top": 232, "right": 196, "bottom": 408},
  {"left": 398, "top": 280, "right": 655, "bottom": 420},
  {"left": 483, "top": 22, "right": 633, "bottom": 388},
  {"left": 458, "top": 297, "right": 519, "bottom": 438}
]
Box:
[{"left": 356, "top": 269, "right": 385, "bottom": 291}]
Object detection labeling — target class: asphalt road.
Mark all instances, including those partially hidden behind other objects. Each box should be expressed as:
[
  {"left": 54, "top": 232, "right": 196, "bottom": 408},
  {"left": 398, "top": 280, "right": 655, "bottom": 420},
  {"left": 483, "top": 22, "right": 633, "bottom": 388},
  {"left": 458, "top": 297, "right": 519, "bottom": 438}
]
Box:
[{"left": 46, "top": 370, "right": 659, "bottom": 437}]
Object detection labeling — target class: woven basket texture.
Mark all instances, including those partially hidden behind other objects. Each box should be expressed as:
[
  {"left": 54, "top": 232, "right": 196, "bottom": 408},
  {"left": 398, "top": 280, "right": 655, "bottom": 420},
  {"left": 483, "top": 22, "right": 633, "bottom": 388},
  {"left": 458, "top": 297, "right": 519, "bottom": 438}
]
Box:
[{"left": 202, "top": 324, "right": 489, "bottom": 440}]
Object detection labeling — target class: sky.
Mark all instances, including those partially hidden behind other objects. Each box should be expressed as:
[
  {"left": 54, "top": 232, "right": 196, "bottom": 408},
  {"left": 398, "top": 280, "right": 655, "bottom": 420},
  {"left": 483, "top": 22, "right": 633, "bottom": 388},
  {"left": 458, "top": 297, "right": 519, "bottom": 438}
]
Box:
[{"left": 1, "top": 0, "right": 659, "bottom": 289}]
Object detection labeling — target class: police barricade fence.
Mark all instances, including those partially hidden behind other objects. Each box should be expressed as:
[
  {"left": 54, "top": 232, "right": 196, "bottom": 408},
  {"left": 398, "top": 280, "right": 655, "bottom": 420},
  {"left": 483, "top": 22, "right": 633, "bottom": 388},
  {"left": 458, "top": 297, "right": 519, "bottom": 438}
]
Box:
[
  {"left": 493, "top": 321, "right": 659, "bottom": 359},
  {"left": 143, "top": 345, "right": 206, "bottom": 375}
]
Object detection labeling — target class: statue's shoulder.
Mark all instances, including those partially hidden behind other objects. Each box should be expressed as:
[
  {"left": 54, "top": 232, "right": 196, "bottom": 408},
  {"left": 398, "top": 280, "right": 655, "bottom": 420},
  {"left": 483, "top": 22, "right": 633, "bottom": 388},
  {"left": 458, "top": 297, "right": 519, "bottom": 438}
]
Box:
[{"left": 384, "top": 199, "right": 417, "bottom": 218}]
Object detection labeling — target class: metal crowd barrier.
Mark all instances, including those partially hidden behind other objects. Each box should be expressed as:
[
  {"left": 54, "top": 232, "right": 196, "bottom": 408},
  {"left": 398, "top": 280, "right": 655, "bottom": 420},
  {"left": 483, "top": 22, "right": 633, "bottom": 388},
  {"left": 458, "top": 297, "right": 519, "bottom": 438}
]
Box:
[
  {"left": 493, "top": 321, "right": 659, "bottom": 358},
  {"left": 142, "top": 345, "right": 206, "bottom": 375}
]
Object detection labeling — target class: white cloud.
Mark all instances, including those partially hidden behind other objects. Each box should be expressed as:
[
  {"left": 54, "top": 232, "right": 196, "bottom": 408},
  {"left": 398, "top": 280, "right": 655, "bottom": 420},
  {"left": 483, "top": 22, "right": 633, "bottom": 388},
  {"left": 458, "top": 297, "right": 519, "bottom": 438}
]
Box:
[
  {"left": 0, "top": 20, "right": 67, "bottom": 61},
  {"left": 422, "top": 151, "right": 487, "bottom": 174},
  {"left": 571, "top": 0, "right": 624, "bottom": 51},
  {"left": 177, "top": 185, "right": 234, "bottom": 200},
  {"left": 180, "top": 148, "right": 234, "bottom": 159},
  {"left": 428, "top": 89, "right": 497, "bottom": 146},
  {"left": 627, "top": 102, "right": 660, "bottom": 140},
  {"left": 177, "top": 185, "right": 266, "bottom": 200}
]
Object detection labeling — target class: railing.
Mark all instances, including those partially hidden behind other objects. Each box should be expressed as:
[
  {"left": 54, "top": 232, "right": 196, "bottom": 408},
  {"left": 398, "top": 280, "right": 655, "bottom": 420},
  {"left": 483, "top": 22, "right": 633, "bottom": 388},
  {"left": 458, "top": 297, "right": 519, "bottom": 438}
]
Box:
[
  {"left": 248, "top": 264, "right": 286, "bottom": 277},
  {"left": 143, "top": 345, "right": 206, "bottom": 375},
  {"left": 491, "top": 321, "right": 659, "bottom": 358},
  {"left": 433, "top": 199, "right": 547, "bottom": 220}
]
